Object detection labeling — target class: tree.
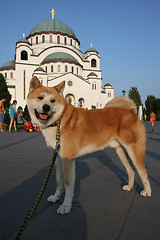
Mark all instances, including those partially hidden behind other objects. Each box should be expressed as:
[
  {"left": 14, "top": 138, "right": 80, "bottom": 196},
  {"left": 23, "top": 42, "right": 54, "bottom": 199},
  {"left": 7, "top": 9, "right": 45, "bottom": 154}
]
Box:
[
  {"left": 0, "top": 73, "right": 11, "bottom": 108},
  {"left": 145, "top": 95, "right": 160, "bottom": 120},
  {"left": 24, "top": 105, "right": 31, "bottom": 121},
  {"left": 156, "top": 111, "right": 160, "bottom": 121},
  {"left": 122, "top": 90, "right": 126, "bottom": 96},
  {"left": 0, "top": 74, "right": 11, "bottom": 124},
  {"left": 145, "top": 95, "right": 156, "bottom": 119},
  {"left": 128, "top": 87, "right": 142, "bottom": 109},
  {"left": 155, "top": 99, "right": 160, "bottom": 120}
]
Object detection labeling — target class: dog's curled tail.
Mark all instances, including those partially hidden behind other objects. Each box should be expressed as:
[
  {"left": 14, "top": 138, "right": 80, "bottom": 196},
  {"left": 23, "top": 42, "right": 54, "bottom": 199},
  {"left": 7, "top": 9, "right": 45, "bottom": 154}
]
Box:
[{"left": 105, "top": 96, "right": 137, "bottom": 115}]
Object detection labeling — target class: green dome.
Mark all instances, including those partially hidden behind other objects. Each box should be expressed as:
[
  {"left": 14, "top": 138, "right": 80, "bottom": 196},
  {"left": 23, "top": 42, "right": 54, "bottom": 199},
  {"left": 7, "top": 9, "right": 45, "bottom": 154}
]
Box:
[
  {"left": 17, "top": 38, "right": 30, "bottom": 44},
  {"left": 29, "top": 19, "right": 76, "bottom": 38},
  {"left": 34, "top": 67, "right": 45, "bottom": 72},
  {"left": 85, "top": 47, "right": 98, "bottom": 54},
  {"left": 87, "top": 72, "right": 98, "bottom": 77},
  {"left": 42, "top": 52, "right": 79, "bottom": 65},
  {"left": 0, "top": 60, "right": 15, "bottom": 70},
  {"left": 104, "top": 82, "right": 112, "bottom": 87}
]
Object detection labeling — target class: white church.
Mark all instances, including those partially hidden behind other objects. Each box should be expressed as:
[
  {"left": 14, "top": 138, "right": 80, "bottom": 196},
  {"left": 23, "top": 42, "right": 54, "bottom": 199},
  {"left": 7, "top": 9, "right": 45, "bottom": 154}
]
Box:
[{"left": 0, "top": 9, "right": 114, "bottom": 109}]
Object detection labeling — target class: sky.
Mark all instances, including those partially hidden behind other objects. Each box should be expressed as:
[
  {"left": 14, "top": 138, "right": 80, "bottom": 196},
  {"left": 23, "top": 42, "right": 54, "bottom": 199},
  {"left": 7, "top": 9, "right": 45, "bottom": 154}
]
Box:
[{"left": 0, "top": 0, "right": 159, "bottom": 105}]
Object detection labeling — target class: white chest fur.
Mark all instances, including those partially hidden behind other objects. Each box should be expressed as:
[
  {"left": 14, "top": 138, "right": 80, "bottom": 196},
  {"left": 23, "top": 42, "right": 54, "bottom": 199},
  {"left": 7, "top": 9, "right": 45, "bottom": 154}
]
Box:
[{"left": 41, "top": 127, "right": 57, "bottom": 149}]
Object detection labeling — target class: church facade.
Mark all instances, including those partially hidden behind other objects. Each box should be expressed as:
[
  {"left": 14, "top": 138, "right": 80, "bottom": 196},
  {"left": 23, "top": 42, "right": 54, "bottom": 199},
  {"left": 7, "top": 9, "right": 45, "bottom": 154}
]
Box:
[{"left": 0, "top": 9, "right": 114, "bottom": 109}]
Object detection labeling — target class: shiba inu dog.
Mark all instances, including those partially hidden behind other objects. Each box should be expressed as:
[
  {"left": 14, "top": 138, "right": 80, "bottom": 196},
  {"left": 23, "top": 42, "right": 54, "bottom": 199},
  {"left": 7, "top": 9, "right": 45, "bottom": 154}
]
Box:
[{"left": 27, "top": 76, "right": 151, "bottom": 214}]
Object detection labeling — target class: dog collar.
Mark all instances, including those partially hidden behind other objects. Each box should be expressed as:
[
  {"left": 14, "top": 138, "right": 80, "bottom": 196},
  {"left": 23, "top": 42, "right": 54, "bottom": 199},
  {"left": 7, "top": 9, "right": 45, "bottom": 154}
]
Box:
[
  {"left": 47, "top": 115, "right": 63, "bottom": 129},
  {"left": 47, "top": 121, "right": 59, "bottom": 128},
  {"left": 47, "top": 115, "right": 63, "bottom": 150}
]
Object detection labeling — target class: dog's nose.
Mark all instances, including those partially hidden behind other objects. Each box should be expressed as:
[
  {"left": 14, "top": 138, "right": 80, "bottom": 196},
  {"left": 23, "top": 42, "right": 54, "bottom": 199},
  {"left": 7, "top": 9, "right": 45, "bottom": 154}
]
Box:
[{"left": 43, "top": 104, "right": 50, "bottom": 112}]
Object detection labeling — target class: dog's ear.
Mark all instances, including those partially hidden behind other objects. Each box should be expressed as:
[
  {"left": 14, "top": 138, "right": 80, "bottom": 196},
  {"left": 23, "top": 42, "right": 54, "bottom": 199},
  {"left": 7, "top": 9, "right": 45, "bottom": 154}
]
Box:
[
  {"left": 29, "top": 76, "right": 42, "bottom": 92},
  {"left": 54, "top": 81, "right": 65, "bottom": 96}
]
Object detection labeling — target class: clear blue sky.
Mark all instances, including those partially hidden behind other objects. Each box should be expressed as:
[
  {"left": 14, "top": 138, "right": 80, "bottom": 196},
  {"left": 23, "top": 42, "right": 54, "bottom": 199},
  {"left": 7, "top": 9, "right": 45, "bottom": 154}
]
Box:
[{"left": 0, "top": 0, "right": 160, "bottom": 105}]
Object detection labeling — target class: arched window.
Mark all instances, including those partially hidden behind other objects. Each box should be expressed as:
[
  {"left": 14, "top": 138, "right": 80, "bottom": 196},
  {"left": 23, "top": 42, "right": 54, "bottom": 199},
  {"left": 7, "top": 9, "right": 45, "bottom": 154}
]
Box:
[
  {"left": 36, "top": 36, "right": 38, "bottom": 44},
  {"left": 70, "top": 39, "right": 72, "bottom": 46},
  {"left": 92, "top": 83, "right": 96, "bottom": 90},
  {"left": 45, "top": 66, "right": 47, "bottom": 73},
  {"left": 65, "top": 94, "right": 75, "bottom": 105},
  {"left": 64, "top": 37, "right": 67, "bottom": 45},
  {"left": 91, "top": 59, "right": 97, "bottom": 67},
  {"left": 5, "top": 72, "right": 7, "bottom": 78},
  {"left": 21, "top": 50, "right": 28, "bottom": 60},
  {"left": 10, "top": 72, "right": 13, "bottom": 78},
  {"left": 58, "top": 65, "right": 61, "bottom": 72},
  {"left": 57, "top": 36, "right": 60, "bottom": 44},
  {"left": 78, "top": 98, "right": 84, "bottom": 107},
  {"left": 51, "top": 65, "right": 53, "bottom": 72},
  {"left": 77, "top": 68, "right": 78, "bottom": 75},
  {"left": 65, "top": 65, "right": 68, "bottom": 72},
  {"left": 72, "top": 67, "right": 74, "bottom": 73},
  {"left": 49, "top": 35, "right": 52, "bottom": 43},
  {"left": 42, "top": 35, "right": 45, "bottom": 43}
]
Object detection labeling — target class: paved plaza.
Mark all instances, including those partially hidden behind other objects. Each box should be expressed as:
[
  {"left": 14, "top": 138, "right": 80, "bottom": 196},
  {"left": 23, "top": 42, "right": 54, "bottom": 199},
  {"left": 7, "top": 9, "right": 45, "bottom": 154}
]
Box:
[{"left": 0, "top": 122, "right": 160, "bottom": 240}]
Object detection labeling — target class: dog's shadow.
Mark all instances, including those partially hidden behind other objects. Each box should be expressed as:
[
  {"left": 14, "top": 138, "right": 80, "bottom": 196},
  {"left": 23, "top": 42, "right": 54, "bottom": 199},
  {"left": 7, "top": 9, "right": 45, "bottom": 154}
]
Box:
[
  {"left": 1, "top": 149, "right": 144, "bottom": 240},
  {"left": 75, "top": 148, "right": 142, "bottom": 200}
]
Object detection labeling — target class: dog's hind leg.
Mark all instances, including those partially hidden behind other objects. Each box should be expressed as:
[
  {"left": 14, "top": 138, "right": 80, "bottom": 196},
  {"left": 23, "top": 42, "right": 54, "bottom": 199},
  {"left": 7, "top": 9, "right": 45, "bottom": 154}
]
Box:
[
  {"left": 116, "top": 146, "right": 135, "bottom": 192},
  {"left": 47, "top": 155, "right": 64, "bottom": 203},
  {"left": 57, "top": 158, "right": 75, "bottom": 214},
  {"left": 125, "top": 144, "right": 151, "bottom": 197}
]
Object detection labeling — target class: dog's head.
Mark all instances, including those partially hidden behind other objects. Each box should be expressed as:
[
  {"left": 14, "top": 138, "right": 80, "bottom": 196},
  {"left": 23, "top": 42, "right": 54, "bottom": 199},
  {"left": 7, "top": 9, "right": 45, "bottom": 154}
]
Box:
[{"left": 27, "top": 76, "right": 65, "bottom": 129}]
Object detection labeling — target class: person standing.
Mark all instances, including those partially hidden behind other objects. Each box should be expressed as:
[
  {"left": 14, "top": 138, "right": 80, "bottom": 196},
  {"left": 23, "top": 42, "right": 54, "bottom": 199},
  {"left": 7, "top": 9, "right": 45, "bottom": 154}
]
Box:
[
  {"left": 0, "top": 97, "right": 6, "bottom": 132},
  {"left": 9, "top": 100, "right": 18, "bottom": 132},
  {"left": 150, "top": 111, "right": 156, "bottom": 132},
  {"left": 144, "top": 114, "right": 147, "bottom": 121}
]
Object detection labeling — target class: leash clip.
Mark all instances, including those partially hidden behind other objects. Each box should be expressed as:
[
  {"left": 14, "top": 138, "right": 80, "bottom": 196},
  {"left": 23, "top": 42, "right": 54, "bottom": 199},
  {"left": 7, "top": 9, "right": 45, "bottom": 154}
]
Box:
[{"left": 55, "top": 140, "right": 60, "bottom": 152}]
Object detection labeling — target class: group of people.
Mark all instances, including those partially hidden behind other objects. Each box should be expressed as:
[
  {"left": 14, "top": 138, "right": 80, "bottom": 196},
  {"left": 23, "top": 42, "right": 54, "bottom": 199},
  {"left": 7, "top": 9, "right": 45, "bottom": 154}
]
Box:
[{"left": 0, "top": 98, "right": 18, "bottom": 132}]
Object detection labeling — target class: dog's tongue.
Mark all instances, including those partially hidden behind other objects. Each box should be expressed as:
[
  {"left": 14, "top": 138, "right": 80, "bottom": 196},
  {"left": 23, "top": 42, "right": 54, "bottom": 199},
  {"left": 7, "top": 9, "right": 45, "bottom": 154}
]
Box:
[{"left": 39, "top": 113, "right": 48, "bottom": 120}]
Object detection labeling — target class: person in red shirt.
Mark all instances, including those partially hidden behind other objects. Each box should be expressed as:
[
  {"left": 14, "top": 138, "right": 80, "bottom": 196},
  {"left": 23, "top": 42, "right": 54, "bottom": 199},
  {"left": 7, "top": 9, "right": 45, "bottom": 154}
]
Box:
[{"left": 150, "top": 111, "right": 156, "bottom": 132}]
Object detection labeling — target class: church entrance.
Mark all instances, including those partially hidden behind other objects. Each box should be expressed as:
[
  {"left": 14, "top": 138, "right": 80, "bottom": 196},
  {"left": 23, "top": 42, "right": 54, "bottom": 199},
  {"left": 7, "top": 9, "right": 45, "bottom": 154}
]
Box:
[
  {"left": 65, "top": 94, "right": 75, "bottom": 105},
  {"left": 78, "top": 98, "right": 84, "bottom": 107}
]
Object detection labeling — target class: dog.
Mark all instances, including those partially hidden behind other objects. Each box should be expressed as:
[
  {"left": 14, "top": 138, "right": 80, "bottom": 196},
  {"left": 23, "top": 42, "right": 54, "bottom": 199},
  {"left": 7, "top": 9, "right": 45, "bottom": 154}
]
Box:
[{"left": 27, "top": 76, "right": 151, "bottom": 214}]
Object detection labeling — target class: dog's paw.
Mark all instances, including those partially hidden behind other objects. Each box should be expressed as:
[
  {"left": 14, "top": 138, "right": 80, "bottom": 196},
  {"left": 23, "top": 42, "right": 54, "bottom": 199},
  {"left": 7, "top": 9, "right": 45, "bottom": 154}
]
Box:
[
  {"left": 47, "top": 194, "right": 59, "bottom": 203},
  {"left": 122, "top": 185, "right": 133, "bottom": 192},
  {"left": 140, "top": 190, "right": 151, "bottom": 197},
  {"left": 57, "top": 204, "right": 71, "bottom": 214}
]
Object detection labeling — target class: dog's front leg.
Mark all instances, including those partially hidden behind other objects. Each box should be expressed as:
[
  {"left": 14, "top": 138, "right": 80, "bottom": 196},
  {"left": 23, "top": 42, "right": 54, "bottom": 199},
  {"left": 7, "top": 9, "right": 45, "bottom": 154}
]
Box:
[
  {"left": 47, "top": 155, "right": 64, "bottom": 203},
  {"left": 57, "top": 158, "right": 75, "bottom": 214}
]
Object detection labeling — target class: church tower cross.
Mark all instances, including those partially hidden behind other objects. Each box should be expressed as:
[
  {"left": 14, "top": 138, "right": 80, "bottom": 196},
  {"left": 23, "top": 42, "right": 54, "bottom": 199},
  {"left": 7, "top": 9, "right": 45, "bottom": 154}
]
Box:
[{"left": 50, "top": 9, "right": 56, "bottom": 20}]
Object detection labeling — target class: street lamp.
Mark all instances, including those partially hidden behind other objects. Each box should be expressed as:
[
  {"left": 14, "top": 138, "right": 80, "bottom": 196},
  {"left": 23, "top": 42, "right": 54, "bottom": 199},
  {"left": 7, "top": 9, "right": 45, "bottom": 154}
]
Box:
[{"left": 122, "top": 90, "right": 126, "bottom": 96}]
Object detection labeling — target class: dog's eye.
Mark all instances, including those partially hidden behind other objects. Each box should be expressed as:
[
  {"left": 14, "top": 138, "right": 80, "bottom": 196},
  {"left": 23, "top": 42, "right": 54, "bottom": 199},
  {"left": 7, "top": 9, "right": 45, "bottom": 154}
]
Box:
[
  {"left": 38, "top": 96, "right": 44, "bottom": 100},
  {"left": 50, "top": 99, "right": 55, "bottom": 103}
]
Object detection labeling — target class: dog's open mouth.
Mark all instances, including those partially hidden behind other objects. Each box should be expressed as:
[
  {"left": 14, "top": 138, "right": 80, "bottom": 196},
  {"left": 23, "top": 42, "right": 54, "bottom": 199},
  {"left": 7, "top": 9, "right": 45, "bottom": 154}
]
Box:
[{"left": 35, "top": 109, "right": 50, "bottom": 121}]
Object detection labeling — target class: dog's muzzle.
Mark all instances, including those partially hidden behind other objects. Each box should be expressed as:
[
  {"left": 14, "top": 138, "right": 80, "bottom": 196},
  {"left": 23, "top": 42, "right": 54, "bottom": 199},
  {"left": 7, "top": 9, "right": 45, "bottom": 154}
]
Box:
[{"left": 35, "top": 104, "right": 53, "bottom": 120}]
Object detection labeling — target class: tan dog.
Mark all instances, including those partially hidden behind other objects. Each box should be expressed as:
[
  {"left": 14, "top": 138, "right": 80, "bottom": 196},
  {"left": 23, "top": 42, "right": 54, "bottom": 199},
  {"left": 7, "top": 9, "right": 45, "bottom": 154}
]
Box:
[{"left": 27, "top": 76, "right": 151, "bottom": 214}]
